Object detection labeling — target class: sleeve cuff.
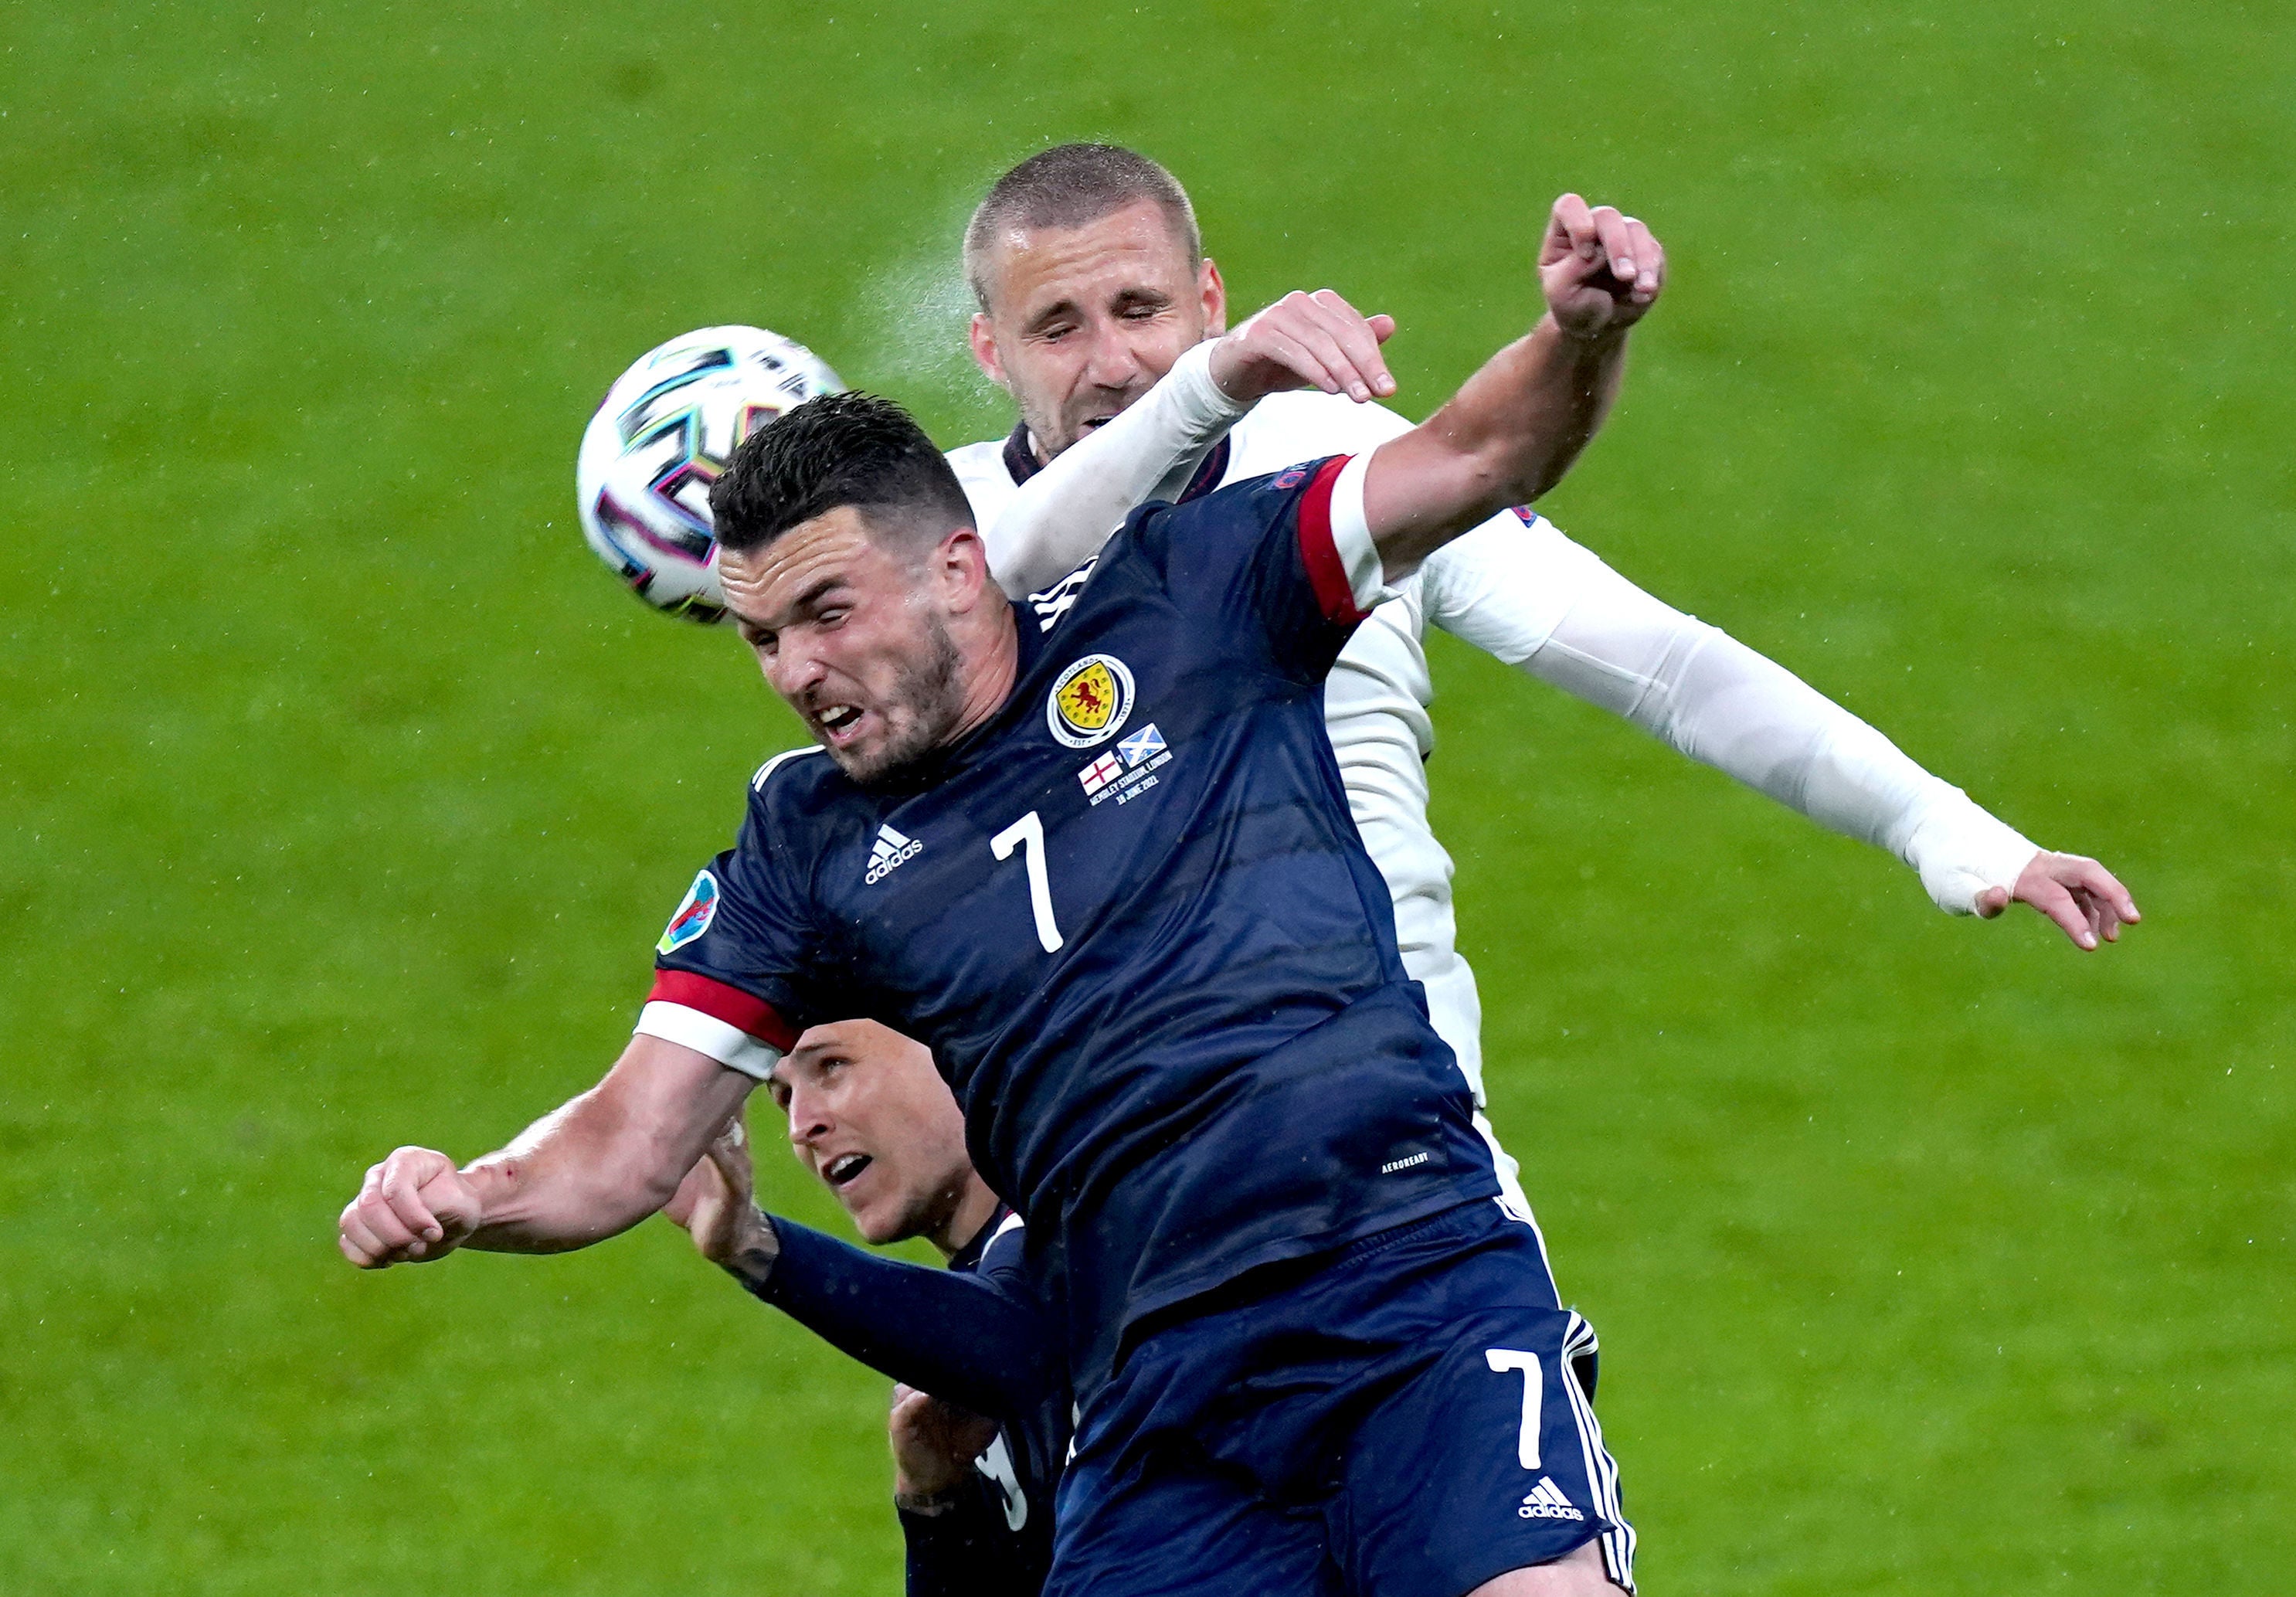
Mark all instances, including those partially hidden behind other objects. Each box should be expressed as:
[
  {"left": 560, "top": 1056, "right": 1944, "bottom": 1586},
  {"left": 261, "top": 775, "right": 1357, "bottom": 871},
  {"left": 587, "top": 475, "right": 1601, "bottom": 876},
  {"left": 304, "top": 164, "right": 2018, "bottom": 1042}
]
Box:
[
  {"left": 1296, "top": 454, "right": 1394, "bottom": 624},
  {"left": 1904, "top": 796, "right": 2040, "bottom": 916},
  {"left": 635, "top": 1002, "right": 785, "bottom": 1079},
  {"left": 635, "top": 970, "right": 796, "bottom": 1079},
  {"left": 1168, "top": 338, "right": 1252, "bottom": 426}
]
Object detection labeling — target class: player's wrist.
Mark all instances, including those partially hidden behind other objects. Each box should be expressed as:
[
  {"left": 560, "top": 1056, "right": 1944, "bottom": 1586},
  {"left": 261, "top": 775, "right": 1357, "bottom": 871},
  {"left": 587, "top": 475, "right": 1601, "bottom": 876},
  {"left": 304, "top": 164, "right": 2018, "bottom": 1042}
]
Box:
[
  {"left": 1191, "top": 335, "right": 1259, "bottom": 412},
  {"left": 715, "top": 1205, "right": 782, "bottom": 1295},
  {"left": 893, "top": 1480, "right": 969, "bottom": 1516},
  {"left": 1540, "top": 308, "right": 1634, "bottom": 352}
]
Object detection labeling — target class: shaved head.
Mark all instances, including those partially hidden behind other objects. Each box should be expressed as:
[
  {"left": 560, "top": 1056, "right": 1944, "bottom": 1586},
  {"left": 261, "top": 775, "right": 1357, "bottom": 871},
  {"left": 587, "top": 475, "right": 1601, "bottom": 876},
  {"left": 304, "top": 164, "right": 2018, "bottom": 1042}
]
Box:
[{"left": 963, "top": 142, "right": 1201, "bottom": 314}]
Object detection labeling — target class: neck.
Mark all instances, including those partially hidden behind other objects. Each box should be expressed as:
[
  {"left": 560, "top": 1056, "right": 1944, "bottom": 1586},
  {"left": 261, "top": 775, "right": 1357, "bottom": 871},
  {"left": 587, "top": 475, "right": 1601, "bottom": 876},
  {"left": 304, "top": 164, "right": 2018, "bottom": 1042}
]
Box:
[
  {"left": 943, "top": 592, "right": 1021, "bottom": 748},
  {"left": 929, "top": 1175, "right": 1006, "bottom": 1261}
]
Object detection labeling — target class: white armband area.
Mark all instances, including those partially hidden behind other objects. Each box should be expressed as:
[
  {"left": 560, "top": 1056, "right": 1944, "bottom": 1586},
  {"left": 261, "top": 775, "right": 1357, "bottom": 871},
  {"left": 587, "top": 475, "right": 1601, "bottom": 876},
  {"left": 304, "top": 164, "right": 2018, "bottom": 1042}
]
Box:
[
  {"left": 634, "top": 1001, "right": 783, "bottom": 1080},
  {"left": 1329, "top": 450, "right": 1396, "bottom": 614},
  {"left": 985, "top": 340, "right": 1250, "bottom": 600}
]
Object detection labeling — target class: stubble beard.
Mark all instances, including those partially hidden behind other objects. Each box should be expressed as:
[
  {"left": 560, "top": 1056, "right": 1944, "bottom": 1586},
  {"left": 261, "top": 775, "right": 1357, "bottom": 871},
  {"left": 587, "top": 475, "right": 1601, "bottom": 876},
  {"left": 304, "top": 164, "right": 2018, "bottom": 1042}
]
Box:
[{"left": 828, "top": 609, "right": 966, "bottom": 789}]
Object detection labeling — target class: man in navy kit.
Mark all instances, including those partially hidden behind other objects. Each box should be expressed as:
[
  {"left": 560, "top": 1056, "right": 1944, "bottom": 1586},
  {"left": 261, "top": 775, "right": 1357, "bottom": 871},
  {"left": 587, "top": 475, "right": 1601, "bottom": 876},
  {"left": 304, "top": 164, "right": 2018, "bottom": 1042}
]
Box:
[
  {"left": 340, "top": 192, "right": 1663, "bottom": 1595},
  {"left": 660, "top": 1035, "right": 1064, "bottom": 1597}
]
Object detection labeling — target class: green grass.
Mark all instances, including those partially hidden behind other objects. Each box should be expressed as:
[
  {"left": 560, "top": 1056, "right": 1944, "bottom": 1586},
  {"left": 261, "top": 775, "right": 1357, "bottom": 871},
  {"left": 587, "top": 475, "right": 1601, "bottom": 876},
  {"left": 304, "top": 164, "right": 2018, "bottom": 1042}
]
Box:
[{"left": 2, "top": 1, "right": 2288, "bottom": 1591}]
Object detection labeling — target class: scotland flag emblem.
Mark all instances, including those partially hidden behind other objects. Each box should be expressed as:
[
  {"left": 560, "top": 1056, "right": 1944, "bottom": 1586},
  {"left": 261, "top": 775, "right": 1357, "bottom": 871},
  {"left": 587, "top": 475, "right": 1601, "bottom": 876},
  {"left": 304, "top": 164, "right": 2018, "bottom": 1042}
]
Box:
[{"left": 1117, "top": 724, "right": 1165, "bottom": 769}]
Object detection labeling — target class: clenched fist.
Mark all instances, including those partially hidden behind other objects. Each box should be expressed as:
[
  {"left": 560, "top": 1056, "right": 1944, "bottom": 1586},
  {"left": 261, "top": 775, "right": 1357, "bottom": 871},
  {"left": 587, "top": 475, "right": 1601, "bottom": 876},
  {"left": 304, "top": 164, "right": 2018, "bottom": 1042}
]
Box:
[
  {"left": 338, "top": 1145, "right": 483, "bottom": 1268},
  {"left": 1540, "top": 193, "right": 1666, "bottom": 341}
]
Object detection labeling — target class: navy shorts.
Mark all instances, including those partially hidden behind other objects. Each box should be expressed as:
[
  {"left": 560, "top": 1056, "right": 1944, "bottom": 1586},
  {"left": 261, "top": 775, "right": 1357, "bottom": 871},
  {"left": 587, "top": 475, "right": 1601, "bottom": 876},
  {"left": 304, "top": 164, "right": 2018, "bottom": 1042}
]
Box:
[{"left": 1046, "top": 1199, "right": 1635, "bottom": 1597}]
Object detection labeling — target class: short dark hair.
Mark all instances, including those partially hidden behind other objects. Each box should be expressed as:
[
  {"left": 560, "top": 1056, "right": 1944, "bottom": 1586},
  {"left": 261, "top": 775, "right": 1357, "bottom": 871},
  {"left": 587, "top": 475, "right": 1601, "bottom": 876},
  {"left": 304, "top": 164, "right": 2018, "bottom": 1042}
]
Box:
[
  {"left": 708, "top": 391, "right": 975, "bottom": 556},
  {"left": 963, "top": 143, "right": 1201, "bottom": 312}
]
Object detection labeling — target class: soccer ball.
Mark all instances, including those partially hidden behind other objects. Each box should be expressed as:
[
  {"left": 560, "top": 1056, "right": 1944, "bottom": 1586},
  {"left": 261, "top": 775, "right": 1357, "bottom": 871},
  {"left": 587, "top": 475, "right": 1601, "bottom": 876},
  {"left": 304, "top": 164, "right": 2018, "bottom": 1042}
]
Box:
[{"left": 576, "top": 325, "right": 843, "bottom": 623}]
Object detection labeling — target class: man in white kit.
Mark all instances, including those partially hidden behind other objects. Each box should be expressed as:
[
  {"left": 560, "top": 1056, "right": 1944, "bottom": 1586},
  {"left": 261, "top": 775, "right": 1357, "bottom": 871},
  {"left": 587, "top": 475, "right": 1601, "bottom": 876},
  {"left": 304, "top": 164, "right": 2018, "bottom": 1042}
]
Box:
[{"left": 946, "top": 144, "right": 2134, "bottom": 1204}]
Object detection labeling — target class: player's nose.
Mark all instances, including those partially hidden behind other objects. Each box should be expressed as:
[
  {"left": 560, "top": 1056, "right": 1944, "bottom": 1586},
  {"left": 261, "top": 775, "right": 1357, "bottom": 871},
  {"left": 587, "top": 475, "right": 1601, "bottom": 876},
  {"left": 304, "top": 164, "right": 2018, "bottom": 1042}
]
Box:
[
  {"left": 1078, "top": 322, "right": 1145, "bottom": 389},
  {"left": 763, "top": 641, "right": 828, "bottom": 702},
  {"left": 783, "top": 1092, "right": 832, "bottom": 1148}
]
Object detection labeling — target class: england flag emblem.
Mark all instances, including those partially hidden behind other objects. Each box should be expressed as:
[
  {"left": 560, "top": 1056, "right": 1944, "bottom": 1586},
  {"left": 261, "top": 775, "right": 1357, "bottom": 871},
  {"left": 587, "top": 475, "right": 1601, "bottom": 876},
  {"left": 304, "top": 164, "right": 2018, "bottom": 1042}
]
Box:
[{"left": 1078, "top": 753, "right": 1123, "bottom": 797}]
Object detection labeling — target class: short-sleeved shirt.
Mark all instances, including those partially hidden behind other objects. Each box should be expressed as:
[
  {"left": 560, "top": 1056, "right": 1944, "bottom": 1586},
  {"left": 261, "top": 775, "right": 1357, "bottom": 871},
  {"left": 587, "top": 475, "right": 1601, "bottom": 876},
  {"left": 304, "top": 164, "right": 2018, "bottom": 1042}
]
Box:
[{"left": 643, "top": 458, "right": 1500, "bottom": 1389}]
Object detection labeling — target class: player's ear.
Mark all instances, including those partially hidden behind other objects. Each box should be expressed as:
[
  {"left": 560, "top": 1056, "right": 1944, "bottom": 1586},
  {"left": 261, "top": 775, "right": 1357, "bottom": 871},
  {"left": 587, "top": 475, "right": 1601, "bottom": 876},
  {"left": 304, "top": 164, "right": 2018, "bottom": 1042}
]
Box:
[
  {"left": 968, "top": 313, "right": 1009, "bottom": 388},
  {"left": 1200, "top": 257, "right": 1228, "bottom": 337},
  {"left": 934, "top": 525, "right": 993, "bottom": 611}
]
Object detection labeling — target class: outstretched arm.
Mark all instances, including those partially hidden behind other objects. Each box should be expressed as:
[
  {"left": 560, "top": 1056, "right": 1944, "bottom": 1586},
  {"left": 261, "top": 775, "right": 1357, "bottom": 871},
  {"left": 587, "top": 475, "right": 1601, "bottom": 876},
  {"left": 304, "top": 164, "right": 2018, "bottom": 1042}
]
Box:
[
  {"left": 984, "top": 294, "right": 1398, "bottom": 598},
  {"left": 1421, "top": 518, "right": 2139, "bottom": 949},
  {"left": 663, "top": 1121, "right": 1061, "bottom": 1422},
  {"left": 337, "top": 1033, "right": 753, "bottom": 1267},
  {"left": 1361, "top": 195, "right": 1663, "bottom": 578}
]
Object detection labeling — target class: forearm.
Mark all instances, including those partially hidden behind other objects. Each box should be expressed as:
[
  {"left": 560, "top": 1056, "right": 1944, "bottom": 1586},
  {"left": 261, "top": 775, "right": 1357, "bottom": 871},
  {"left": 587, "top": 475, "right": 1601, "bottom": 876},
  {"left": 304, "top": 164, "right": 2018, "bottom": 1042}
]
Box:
[
  {"left": 459, "top": 1115, "right": 684, "bottom": 1252},
  {"left": 725, "top": 1215, "right": 1058, "bottom": 1421},
  {"left": 987, "top": 340, "right": 1248, "bottom": 598},
  {"left": 902, "top": 1481, "right": 1026, "bottom": 1597},
  {"left": 1364, "top": 318, "right": 1625, "bottom": 576},
  {"left": 1517, "top": 566, "right": 2035, "bottom": 911},
  {"left": 460, "top": 1039, "right": 753, "bottom": 1252}
]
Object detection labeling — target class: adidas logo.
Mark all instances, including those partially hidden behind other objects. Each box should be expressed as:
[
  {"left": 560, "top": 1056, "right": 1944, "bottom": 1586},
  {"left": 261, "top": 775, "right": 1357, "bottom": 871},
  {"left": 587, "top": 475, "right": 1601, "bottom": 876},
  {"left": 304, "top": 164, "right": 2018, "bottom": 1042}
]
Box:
[
  {"left": 1517, "top": 1478, "right": 1584, "bottom": 1522},
  {"left": 864, "top": 823, "right": 922, "bottom": 885}
]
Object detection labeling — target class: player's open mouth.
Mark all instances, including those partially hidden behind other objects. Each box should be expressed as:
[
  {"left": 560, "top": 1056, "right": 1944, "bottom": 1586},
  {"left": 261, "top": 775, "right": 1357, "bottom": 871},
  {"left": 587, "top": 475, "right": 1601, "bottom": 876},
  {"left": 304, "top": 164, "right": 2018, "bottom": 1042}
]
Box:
[
  {"left": 823, "top": 1152, "right": 872, "bottom": 1188},
  {"left": 1081, "top": 415, "right": 1114, "bottom": 432},
  {"left": 816, "top": 704, "right": 865, "bottom": 744}
]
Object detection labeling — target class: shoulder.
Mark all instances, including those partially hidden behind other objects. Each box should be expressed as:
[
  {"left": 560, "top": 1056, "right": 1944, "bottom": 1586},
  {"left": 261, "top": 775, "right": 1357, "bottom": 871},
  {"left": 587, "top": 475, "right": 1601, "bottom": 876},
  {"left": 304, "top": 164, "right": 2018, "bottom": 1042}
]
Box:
[
  {"left": 744, "top": 744, "right": 847, "bottom": 832},
  {"left": 1224, "top": 390, "right": 1413, "bottom": 481},
  {"left": 974, "top": 1211, "right": 1035, "bottom": 1295},
  {"left": 945, "top": 437, "right": 1012, "bottom": 484},
  {"left": 946, "top": 437, "right": 1018, "bottom": 525},
  {"left": 1134, "top": 455, "right": 1335, "bottom": 549},
  {"left": 1418, "top": 507, "right": 1581, "bottom": 597},
  {"left": 1415, "top": 508, "right": 1614, "bottom": 653}
]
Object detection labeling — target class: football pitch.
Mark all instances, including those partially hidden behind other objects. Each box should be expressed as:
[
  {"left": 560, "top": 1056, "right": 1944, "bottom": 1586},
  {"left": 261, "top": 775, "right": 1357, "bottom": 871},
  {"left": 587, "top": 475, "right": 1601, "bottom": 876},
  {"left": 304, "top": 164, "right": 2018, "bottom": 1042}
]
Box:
[{"left": 3, "top": 2, "right": 2289, "bottom": 1591}]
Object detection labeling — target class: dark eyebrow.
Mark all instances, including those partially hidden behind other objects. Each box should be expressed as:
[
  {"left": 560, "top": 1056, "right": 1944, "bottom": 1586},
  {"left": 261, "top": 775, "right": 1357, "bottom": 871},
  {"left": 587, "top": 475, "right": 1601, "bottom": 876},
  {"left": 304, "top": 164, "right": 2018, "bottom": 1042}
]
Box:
[
  {"left": 793, "top": 575, "right": 849, "bottom": 615},
  {"left": 1021, "top": 297, "right": 1083, "bottom": 338},
  {"left": 1109, "top": 287, "right": 1173, "bottom": 314}
]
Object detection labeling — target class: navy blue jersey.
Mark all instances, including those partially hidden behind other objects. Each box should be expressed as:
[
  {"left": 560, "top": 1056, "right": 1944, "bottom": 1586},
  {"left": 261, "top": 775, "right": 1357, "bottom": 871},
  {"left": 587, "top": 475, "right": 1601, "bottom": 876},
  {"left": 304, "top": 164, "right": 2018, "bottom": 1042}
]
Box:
[
  {"left": 902, "top": 1212, "right": 1061, "bottom": 1597},
  {"left": 650, "top": 457, "right": 1500, "bottom": 1390},
  {"left": 742, "top": 1205, "right": 1061, "bottom": 1597}
]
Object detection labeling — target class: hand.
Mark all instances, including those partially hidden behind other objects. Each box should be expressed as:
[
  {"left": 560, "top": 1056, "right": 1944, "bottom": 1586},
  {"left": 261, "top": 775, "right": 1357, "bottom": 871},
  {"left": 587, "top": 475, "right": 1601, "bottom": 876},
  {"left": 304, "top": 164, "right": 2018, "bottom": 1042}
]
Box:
[
  {"left": 338, "top": 1146, "right": 484, "bottom": 1268},
  {"left": 1976, "top": 851, "right": 2140, "bottom": 950},
  {"left": 888, "top": 1382, "right": 1000, "bottom": 1508},
  {"left": 661, "top": 1114, "right": 768, "bottom": 1266},
  {"left": 1208, "top": 289, "right": 1398, "bottom": 406},
  {"left": 1539, "top": 193, "right": 1666, "bottom": 341}
]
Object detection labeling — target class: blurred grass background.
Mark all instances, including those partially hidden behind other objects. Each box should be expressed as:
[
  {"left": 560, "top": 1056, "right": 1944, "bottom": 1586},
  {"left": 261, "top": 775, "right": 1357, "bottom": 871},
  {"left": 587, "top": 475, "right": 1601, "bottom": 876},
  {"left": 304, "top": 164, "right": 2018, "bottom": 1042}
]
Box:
[{"left": 2, "top": 1, "right": 2288, "bottom": 1591}]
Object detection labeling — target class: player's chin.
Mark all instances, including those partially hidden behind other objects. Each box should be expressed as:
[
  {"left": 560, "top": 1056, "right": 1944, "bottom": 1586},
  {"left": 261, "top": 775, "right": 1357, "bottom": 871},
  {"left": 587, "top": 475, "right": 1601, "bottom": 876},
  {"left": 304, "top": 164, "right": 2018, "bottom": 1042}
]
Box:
[{"left": 828, "top": 723, "right": 937, "bottom": 790}]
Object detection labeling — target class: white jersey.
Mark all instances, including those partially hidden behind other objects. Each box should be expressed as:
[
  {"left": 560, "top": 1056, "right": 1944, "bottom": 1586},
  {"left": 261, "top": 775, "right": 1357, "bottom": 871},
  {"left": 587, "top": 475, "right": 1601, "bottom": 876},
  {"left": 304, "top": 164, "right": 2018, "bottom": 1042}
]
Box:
[{"left": 950, "top": 377, "right": 2039, "bottom": 1211}]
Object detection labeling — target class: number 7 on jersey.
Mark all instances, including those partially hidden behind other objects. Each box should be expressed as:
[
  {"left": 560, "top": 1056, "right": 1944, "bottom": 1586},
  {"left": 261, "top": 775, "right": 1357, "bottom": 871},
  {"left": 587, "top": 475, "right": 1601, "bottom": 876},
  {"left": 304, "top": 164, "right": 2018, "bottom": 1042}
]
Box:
[{"left": 991, "top": 810, "right": 1065, "bottom": 953}]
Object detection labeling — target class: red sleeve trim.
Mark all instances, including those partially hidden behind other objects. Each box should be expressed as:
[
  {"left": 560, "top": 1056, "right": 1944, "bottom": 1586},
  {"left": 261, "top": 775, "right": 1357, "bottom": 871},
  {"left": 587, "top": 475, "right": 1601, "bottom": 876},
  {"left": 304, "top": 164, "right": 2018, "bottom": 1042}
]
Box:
[
  {"left": 647, "top": 969, "right": 800, "bottom": 1052},
  {"left": 1294, "top": 454, "right": 1364, "bottom": 626}
]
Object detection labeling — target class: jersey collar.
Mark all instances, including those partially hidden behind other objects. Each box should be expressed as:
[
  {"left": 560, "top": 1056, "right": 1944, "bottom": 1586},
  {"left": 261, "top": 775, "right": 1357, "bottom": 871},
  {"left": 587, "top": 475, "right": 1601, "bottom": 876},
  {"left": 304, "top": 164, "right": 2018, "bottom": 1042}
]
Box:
[
  {"left": 946, "top": 1203, "right": 1014, "bottom": 1273},
  {"left": 1000, "top": 420, "right": 1234, "bottom": 505}
]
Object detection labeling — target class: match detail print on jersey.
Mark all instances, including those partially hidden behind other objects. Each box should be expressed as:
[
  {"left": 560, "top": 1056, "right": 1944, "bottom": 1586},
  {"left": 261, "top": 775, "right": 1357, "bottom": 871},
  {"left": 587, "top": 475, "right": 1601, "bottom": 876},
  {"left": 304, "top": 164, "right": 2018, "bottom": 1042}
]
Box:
[{"left": 1045, "top": 653, "right": 1135, "bottom": 748}]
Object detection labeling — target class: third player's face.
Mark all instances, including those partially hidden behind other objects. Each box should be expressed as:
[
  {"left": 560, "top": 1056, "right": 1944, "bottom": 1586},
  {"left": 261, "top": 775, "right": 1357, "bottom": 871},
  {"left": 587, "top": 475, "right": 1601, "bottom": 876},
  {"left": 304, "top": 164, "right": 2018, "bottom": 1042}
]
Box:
[
  {"left": 767, "top": 1021, "right": 976, "bottom": 1246},
  {"left": 970, "top": 199, "right": 1224, "bottom": 461},
  {"left": 721, "top": 510, "right": 966, "bottom": 787}
]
